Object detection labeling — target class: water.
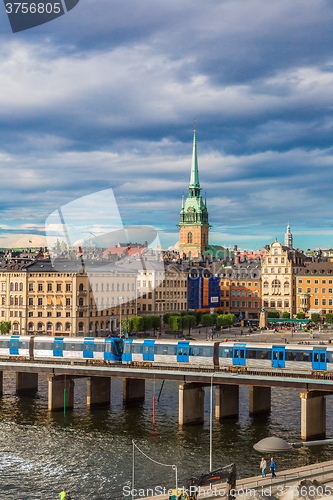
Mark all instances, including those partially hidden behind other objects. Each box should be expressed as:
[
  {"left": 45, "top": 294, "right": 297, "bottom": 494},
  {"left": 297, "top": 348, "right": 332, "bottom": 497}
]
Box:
[{"left": 0, "top": 373, "right": 332, "bottom": 500}]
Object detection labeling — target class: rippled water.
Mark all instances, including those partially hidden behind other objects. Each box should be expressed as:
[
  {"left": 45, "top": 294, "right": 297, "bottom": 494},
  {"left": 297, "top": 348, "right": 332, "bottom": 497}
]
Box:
[{"left": 0, "top": 373, "right": 332, "bottom": 500}]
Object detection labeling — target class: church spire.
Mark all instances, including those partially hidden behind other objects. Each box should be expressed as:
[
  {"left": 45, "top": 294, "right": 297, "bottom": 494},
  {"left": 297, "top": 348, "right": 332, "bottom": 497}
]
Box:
[
  {"left": 284, "top": 222, "right": 293, "bottom": 249},
  {"left": 189, "top": 125, "right": 200, "bottom": 189}
]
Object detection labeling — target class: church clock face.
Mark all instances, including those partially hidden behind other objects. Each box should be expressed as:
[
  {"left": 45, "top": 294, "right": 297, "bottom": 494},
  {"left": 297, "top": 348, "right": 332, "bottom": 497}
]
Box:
[{"left": 188, "top": 207, "right": 193, "bottom": 212}]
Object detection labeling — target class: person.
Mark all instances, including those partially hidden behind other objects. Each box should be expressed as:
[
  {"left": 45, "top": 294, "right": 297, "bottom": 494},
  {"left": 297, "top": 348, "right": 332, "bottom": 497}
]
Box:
[
  {"left": 59, "top": 488, "right": 67, "bottom": 500},
  {"left": 66, "top": 492, "right": 72, "bottom": 500},
  {"left": 270, "top": 457, "right": 276, "bottom": 478},
  {"left": 260, "top": 458, "right": 266, "bottom": 477}
]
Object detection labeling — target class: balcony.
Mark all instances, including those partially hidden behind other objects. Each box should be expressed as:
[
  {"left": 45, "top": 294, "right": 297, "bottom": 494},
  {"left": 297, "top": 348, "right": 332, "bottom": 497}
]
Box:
[
  {"left": 77, "top": 290, "right": 87, "bottom": 296},
  {"left": 77, "top": 305, "right": 88, "bottom": 311}
]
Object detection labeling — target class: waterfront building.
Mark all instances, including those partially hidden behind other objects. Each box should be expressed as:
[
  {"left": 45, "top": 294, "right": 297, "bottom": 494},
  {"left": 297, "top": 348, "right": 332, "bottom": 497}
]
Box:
[
  {"left": 261, "top": 239, "right": 309, "bottom": 317},
  {"left": 178, "top": 129, "right": 210, "bottom": 259},
  {"left": 296, "top": 261, "right": 333, "bottom": 318}
]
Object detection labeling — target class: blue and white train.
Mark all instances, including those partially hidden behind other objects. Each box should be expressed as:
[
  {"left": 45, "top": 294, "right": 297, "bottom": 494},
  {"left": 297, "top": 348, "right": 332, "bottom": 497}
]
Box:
[
  {"left": 0, "top": 336, "right": 331, "bottom": 375},
  {"left": 0, "top": 335, "right": 123, "bottom": 362}
]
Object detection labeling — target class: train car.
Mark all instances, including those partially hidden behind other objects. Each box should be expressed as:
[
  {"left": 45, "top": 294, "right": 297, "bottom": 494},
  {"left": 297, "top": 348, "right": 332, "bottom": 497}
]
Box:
[
  {"left": 33, "top": 336, "right": 123, "bottom": 362},
  {"left": 0, "top": 335, "right": 31, "bottom": 358},
  {"left": 122, "top": 339, "right": 217, "bottom": 368}
]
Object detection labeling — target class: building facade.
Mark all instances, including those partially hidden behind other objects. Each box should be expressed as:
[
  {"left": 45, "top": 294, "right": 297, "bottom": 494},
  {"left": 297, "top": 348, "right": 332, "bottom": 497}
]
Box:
[
  {"left": 261, "top": 239, "right": 309, "bottom": 317},
  {"left": 296, "top": 261, "right": 333, "bottom": 318}
]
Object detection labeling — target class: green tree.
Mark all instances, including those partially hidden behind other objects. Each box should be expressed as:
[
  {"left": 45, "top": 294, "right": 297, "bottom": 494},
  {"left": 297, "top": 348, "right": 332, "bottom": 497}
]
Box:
[
  {"left": 195, "top": 311, "right": 203, "bottom": 324},
  {"left": 225, "top": 313, "right": 236, "bottom": 327},
  {"left": 0, "top": 321, "right": 11, "bottom": 334},
  {"left": 143, "top": 315, "right": 153, "bottom": 332},
  {"left": 169, "top": 315, "right": 183, "bottom": 331},
  {"left": 268, "top": 311, "right": 279, "bottom": 318},
  {"left": 325, "top": 313, "right": 333, "bottom": 324},
  {"left": 202, "top": 314, "right": 214, "bottom": 333},
  {"left": 151, "top": 315, "right": 161, "bottom": 334},
  {"left": 121, "top": 317, "right": 133, "bottom": 334},
  {"left": 216, "top": 314, "right": 229, "bottom": 329},
  {"left": 59, "top": 240, "right": 67, "bottom": 253},
  {"left": 282, "top": 312, "right": 290, "bottom": 319},
  {"left": 311, "top": 313, "right": 321, "bottom": 323},
  {"left": 132, "top": 316, "right": 144, "bottom": 332},
  {"left": 163, "top": 313, "right": 171, "bottom": 326},
  {"left": 297, "top": 312, "right": 306, "bottom": 319},
  {"left": 182, "top": 315, "right": 196, "bottom": 335}
]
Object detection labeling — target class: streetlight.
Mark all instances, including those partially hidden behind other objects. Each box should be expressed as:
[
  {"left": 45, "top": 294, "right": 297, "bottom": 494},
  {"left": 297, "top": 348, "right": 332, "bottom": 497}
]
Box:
[
  {"left": 253, "top": 436, "right": 333, "bottom": 453},
  {"left": 119, "top": 296, "right": 123, "bottom": 337},
  {"left": 210, "top": 373, "right": 216, "bottom": 472}
]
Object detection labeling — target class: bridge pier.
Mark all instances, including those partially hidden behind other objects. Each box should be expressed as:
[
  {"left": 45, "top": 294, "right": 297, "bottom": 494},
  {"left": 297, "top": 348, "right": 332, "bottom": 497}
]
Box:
[
  {"left": 16, "top": 372, "right": 38, "bottom": 393},
  {"left": 249, "top": 386, "right": 271, "bottom": 415},
  {"left": 215, "top": 384, "right": 239, "bottom": 420},
  {"left": 0, "top": 371, "right": 3, "bottom": 395},
  {"left": 48, "top": 375, "right": 74, "bottom": 412},
  {"left": 123, "top": 378, "right": 145, "bottom": 404},
  {"left": 300, "top": 391, "right": 326, "bottom": 440},
  {"left": 87, "top": 377, "right": 111, "bottom": 407},
  {"left": 179, "top": 383, "right": 205, "bottom": 425}
]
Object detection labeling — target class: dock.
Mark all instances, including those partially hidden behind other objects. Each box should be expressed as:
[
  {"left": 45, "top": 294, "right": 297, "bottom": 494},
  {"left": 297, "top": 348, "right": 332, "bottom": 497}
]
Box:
[{"left": 138, "top": 460, "right": 333, "bottom": 500}]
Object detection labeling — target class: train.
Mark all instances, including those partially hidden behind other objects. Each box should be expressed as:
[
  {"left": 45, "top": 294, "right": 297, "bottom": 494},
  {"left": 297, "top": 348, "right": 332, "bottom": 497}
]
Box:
[{"left": 0, "top": 335, "right": 332, "bottom": 375}]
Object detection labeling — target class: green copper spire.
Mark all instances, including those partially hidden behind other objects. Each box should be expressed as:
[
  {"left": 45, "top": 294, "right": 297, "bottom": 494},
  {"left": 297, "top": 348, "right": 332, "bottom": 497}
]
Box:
[{"left": 189, "top": 129, "right": 200, "bottom": 189}]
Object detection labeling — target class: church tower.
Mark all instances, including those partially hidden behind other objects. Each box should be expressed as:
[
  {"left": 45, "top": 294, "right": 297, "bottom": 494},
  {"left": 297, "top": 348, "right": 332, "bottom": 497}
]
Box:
[
  {"left": 284, "top": 222, "right": 293, "bottom": 249},
  {"left": 178, "top": 128, "right": 209, "bottom": 258}
]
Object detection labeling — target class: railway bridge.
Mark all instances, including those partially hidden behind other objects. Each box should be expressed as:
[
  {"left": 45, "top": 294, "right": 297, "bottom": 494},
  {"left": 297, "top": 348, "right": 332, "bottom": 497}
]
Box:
[{"left": 0, "top": 359, "right": 333, "bottom": 440}]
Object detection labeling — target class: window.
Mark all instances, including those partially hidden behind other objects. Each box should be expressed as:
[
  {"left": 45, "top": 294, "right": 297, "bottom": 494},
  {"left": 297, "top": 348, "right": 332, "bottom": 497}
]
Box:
[
  {"left": 241, "top": 301, "right": 245, "bottom": 307},
  {"left": 306, "top": 280, "right": 311, "bottom": 284},
  {"left": 274, "top": 249, "right": 278, "bottom": 255},
  {"left": 241, "top": 290, "right": 246, "bottom": 297},
  {"left": 307, "top": 288, "right": 311, "bottom": 293},
  {"left": 47, "top": 312, "right": 52, "bottom": 317},
  {"left": 1, "top": 283, "right": 5, "bottom": 291},
  {"left": 268, "top": 258, "right": 271, "bottom": 263},
  {"left": 14, "top": 282, "right": 18, "bottom": 291},
  {"left": 56, "top": 322, "right": 62, "bottom": 331},
  {"left": 277, "top": 301, "right": 282, "bottom": 308},
  {"left": 322, "top": 288, "right": 326, "bottom": 294},
  {"left": 66, "top": 312, "right": 70, "bottom": 317},
  {"left": 298, "top": 288, "right": 302, "bottom": 293},
  {"left": 248, "top": 282, "right": 252, "bottom": 287},
  {"left": 314, "top": 298, "right": 319, "bottom": 306},
  {"left": 329, "top": 299, "right": 333, "bottom": 306},
  {"left": 314, "top": 280, "right": 319, "bottom": 284},
  {"left": 274, "top": 258, "right": 278, "bottom": 264},
  {"left": 329, "top": 288, "right": 333, "bottom": 294},
  {"left": 66, "top": 298, "right": 70, "bottom": 306},
  {"left": 38, "top": 298, "right": 43, "bottom": 306},
  {"left": 187, "top": 232, "right": 193, "bottom": 244},
  {"left": 281, "top": 258, "right": 285, "bottom": 264},
  {"left": 19, "top": 282, "right": 23, "bottom": 291},
  {"left": 248, "top": 290, "right": 252, "bottom": 297},
  {"left": 284, "top": 301, "right": 289, "bottom": 307},
  {"left": 38, "top": 283, "right": 43, "bottom": 292},
  {"left": 298, "top": 279, "right": 303, "bottom": 284},
  {"left": 56, "top": 312, "right": 61, "bottom": 317},
  {"left": 29, "top": 283, "right": 33, "bottom": 291},
  {"left": 38, "top": 311, "right": 42, "bottom": 317},
  {"left": 314, "top": 288, "right": 319, "bottom": 294},
  {"left": 47, "top": 283, "right": 52, "bottom": 292},
  {"left": 270, "top": 300, "right": 275, "bottom": 307},
  {"left": 322, "top": 280, "right": 327, "bottom": 284},
  {"left": 57, "top": 283, "right": 61, "bottom": 292},
  {"left": 322, "top": 299, "right": 327, "bottom": 306},
  {"left": 241, "top": 282, "right": 245, "bottom": 287}
]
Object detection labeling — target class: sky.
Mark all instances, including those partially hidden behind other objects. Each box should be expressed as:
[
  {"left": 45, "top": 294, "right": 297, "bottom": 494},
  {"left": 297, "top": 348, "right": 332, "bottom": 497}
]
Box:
[{"left": 1, "top": 0, "right": 333, "bottom": 251}]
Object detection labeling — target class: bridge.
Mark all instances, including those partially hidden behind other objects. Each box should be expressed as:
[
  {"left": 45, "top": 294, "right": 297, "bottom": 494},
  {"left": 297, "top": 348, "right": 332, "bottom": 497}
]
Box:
[{"left": 0, "top": 358, "right": 332, "bottom": 440}]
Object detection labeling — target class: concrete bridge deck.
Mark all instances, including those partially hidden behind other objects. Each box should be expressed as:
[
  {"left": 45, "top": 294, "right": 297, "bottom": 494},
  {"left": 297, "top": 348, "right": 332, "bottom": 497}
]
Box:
[{"left": 139, "top": 460, "right": 333, "bottom": 500}]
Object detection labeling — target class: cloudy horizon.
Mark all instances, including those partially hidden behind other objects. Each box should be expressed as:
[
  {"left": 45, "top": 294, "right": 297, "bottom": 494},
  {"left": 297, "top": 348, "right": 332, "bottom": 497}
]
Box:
[{"left": 1, "top": 0, "right": 333, "bottom": 252}]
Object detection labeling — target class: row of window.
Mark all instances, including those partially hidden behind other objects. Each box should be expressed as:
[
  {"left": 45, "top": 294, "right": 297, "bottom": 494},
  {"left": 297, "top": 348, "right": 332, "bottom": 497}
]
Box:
[
  {"left": 267, "top": 257, "right": 286, "bottom": 264},
  {"left": 263, "top": 280, "right": 289, "bottom": 287},
  {"left": 231, "top": 301, "right": 259, "bottom": 308},
  {"left": 298, "top": 279, "right": 333, "bottom": 284},
  {"left": 298, "top": 288, "right": 333, "bottom": 294},
  {"left": 231, "top": 290, "right": 259, "bottom": 298},
  {"left": 263, "top": 268, "right": 290, "bottom": 274},
  {"left": 27, "top": 322, "right": 71, "bottom": 331},
  {"left": 263, "top": 300, "right": 290, "bottom": 308},
  {"left": 28, "top": 283, "right": 71, "bottom": 292}
]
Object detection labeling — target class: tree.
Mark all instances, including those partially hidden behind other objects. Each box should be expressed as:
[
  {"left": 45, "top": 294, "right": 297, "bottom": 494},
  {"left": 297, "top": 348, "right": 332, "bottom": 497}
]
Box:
[
  {"left": 268, "top": 311, "right": 279, "bottom": 318},
  {"left": 282, "top": 312, "right": 290, "bottom": 319},
  {"left": 201, "top": 314, "right": 214, "bottom": 333},
  {"left": 0, "top": 321, "right": 11, "bottom": 334},
  {"left": 132, "top": 316, "right": 144, "bottom": 331},
  {"left": 325, "top": 313, "right": 333, "bottom": 324},
  {"left": 297, "top": 312, "right": 306, "bottom": 319},
  {"left": 311, "top": 313, "right": 321, "bottom": 323},
  {"left": 163, "top": 313, "right": 171, "bottom": 326},
  {"left": 182, "top": 314, "right": 196, "bottom": 335},
  {"left": 195, "top": 311, "right": 203, "bottom": 324},
  {"left": 225, "top": 313, "right": 236, "bottom": 327},
  {"left": 143, "top": 316, "right": 153, "bottom": 332},
  {"left": 151, "top": 315, "right": 161, "bottom": 334},
  {"left": 216, "top": 314, "right": 229, "bottom": 329},
  {"left": 121, "top": 317, "right": 133, "bottom": 334},
  {"left": 169, "top": 315, "right": 183, "bottom": 331}
]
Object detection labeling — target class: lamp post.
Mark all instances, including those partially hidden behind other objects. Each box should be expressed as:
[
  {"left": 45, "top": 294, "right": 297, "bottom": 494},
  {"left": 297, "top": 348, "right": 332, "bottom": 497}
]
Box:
[
  {"left": 210, "top": 373, "right": 216, "bottom": 472},
  {"left": 119, "top": 296, "right": 123, "bottom": 337},
  {"left": 253, "top": 436, "right": 333, "bottom": 453}
]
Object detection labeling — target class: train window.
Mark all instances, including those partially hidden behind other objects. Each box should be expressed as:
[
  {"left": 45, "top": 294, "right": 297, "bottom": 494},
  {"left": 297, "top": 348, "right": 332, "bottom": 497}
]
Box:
[
  {"left": 144, "top": 346, "right": 149, "bottom": 354},
  {"left": 155, "top": 345, "right": 168, "bottom": 355},
  {"left": 299, "top": 352, "right": 311, "bottom": 362},
  {"left": 178, "top": 348, "right": 182, "bottom": 355},
  {"left": 183, "top": 349, "right": 188, "bottom": 356},
  {"left": 247, "top": 350, "right": 257, "bottom": 359},
  {"left": 326, "top": 352, "right": 333, "bottom": 363},
  {"left": 234, "top": 349, "right": 239, "bottom": 358},
  {"left": 114, "top": 340, "right": 123, "bottom": 354},
  {"left": 123, "top": 343, "right": 131, "bottom": 353},
  {"left": 320, "top": 353, "right": 326, "bottom": 363},
  {"left": 260, "top": 350, "right": 270, "bottom": 360},
  {"left": 84, "top": 344, "right": 88, "bottom": 351},
  {"left": 313, "top": 353, "right": 319, "bottom": 362},
  {"left": 219, "top": 347, "right": 232, "bottom": 358},
  {"left": 279, "top": 351, "right": 284, "bottom": 361},
  {"left": 54, "top": 343, "right": 58, "bottom": 350},
  {"left": 131, "top": 344, "right": 143, "bottom": 354},
  {"left": 0, "top": 340, "right": 9, "bottom": 348},
  {"left": 169, "top": 345, "right": 177, "bottom": 355},
  {"left": 273, "top": 351, "right": 278, "bottom": 360},
  {"left": 89, "top": 344, "right": 93, "bottom": 351},
  {"left": 149, "top": 346, "right": 154, "bottom": 354},
  {"left": 240, "top": 350, "right": 245, "bottom": 359}
]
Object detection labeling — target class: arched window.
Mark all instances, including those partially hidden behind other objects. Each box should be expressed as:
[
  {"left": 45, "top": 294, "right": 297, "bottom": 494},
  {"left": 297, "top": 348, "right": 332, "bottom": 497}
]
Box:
[
  {"left": 270, "top": 300, "right": 275, "bottom": 308},
  {"left": 263, "top": 281, "right": 269, "bottom": 288},
  {"left": 284, "top": 281, "right": 290, "bottom": 288},
  {"left": 13, "top": 323, "right": 19, "bottom": 331},
  {"left": 248, "top": 290, "right": 252, "bottom": 297},
  {"left": 14, "top": 296, "right": 18, "bottom": 306},
  {"left": 10, "top": 297, "right": 13, "bottom": 306},
  {"left": 272, "top": 279, "right": 281, "bottom": 287},
  {"left": 56, "top": 322, "right": 62, "bottom": 331},
  {"left": 106, "top": 320, "right": 110, "bottom": 330},
  {"left": 46, "top": 322, "right": 53, "bottom": 333},
  {"left": 28, "top": 322, "right": 34, "bottom": 332},
  {"left": 14, "top": 282, "right": 18, "bottom": 291},
  {"left": 79, "top": 298, "right": 84, "bottom": 306},
  {"left": 10, "top": 282, "right": 14, "bottom": 291},
  {"left": 101, "top": 321, "right": 104, "bottom": 330},
  {"left": 187, "top": 232, "right": 193, "bottom": 244},
  {"left": 79, "top": 322, "right": 84, "bottom": 332},
  {"left": 65, "top": 322, "right": 71, "bottom": 332},
  {"left": 254, "top": 290, "right": 258, "bottom": 297},
  {"left": 95, "top": 321, "right": 99, "bottom": 332},
  {"left": 79, "top": 283, "right": 84, "bottom": 291},
  {"left": 241, "top": 290, "right": 246, "bottom": 297},
  {"left": 37, "top": 322, "right": 43, "bottom": 331},
  {"left": 19, "top": 296, "right": 23, "bottom": 306}
]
